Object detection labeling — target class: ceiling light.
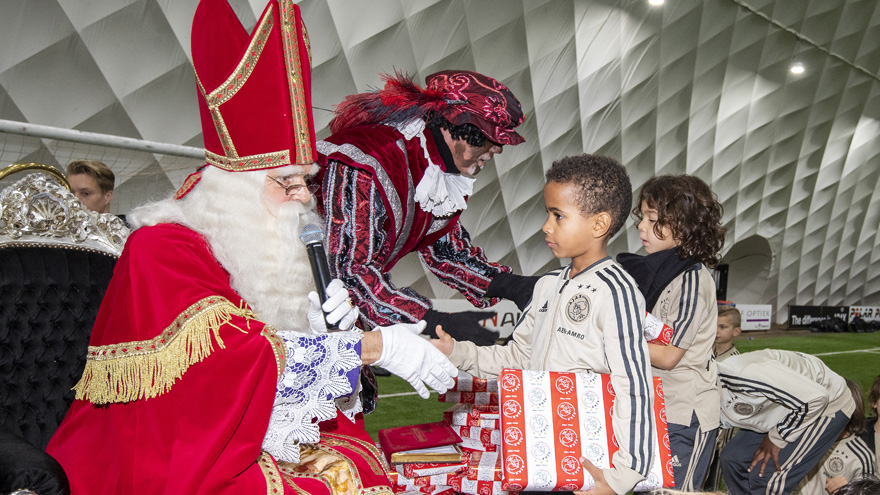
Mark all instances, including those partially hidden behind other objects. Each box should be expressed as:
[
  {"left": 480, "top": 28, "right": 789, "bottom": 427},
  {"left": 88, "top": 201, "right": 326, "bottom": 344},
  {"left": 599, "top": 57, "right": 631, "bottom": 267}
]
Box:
[
  {"left": 648, "top": 0, "right": 664, "bottom": 5},
  {"left": 790, "top": 61, "right": 805, "bottom": 74}
]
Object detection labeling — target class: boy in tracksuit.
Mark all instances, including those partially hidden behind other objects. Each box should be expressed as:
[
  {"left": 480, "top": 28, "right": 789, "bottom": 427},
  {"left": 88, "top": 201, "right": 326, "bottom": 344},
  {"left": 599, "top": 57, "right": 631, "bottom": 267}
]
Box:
[
  {"left": 617, "top": 174, "right": 726, "bottom": 491},
  {"left": 718, "top": 349, "right": 855, "bottom": 495},
  {"left": 431, "top": 154, "right": 654, "bottom": 495},
  {"left": 798, "top": 378, "right": 876, "bottom": 495}
]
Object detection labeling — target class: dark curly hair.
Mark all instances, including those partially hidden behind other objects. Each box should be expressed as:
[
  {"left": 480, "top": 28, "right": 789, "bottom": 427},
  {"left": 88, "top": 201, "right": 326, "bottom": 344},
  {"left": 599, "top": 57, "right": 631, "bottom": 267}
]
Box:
[
  {"left": 425, "top": 112, "right": 490, "bottom": 147},
  {"left": 834, "top": 476, "right": 880, "bottom": 495},
  {"left": 545, "top": 154, "right": 632, "bottom": 239},
  {"left": 634, "top": 175, "right": 725, "bottom": 268}
]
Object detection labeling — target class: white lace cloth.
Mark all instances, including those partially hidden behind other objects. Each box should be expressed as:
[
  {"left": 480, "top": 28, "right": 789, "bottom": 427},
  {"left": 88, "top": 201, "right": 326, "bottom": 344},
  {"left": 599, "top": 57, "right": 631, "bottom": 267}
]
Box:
[
  {"left": 396, "top": 119, "right": 476, "bottom": 217},
  {"left": 261, "top": 330, "right": 362, "bottom": 463}
]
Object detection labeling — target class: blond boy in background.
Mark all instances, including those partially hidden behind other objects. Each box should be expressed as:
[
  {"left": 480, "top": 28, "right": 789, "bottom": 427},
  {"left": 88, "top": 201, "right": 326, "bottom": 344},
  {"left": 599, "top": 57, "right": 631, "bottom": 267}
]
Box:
[{"left": 715, "top": 306, "right": 742, "bottom": 363}]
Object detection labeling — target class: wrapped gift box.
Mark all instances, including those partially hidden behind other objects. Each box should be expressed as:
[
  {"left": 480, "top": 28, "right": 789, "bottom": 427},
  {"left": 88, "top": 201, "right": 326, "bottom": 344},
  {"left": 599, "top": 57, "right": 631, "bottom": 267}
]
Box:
[
  {"left": 459, "top": 437, "right": 499, "bottom": 452},
  {"left": 450, "top": 477, "right": 510, "bottom": 495},
  {"left": 438, "top": 391, "right": 499, "bottom": 405},
  {"left": 451, "top": 373, "right": 499, "bottom": 393},
  {"left": 499, "top": 369, "right": 673, "bottom": 492},
  {"left": 465, "top": 451, "right": 503, "bottom": 482},
  {"left": 443, "top": 404, "right": 500, "bottom": 429},
  {"left": 453, "top": 425, "right": 502, "bottom": 448},
  {"left": 396, "top": 461, "right": 467, "bottom": 478}
]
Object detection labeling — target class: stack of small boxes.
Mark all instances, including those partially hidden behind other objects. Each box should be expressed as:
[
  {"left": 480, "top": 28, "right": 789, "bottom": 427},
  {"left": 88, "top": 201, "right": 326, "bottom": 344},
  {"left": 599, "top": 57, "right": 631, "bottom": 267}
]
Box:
[{"left": 388, "top": 373, "right": 514, "bottom": 495}]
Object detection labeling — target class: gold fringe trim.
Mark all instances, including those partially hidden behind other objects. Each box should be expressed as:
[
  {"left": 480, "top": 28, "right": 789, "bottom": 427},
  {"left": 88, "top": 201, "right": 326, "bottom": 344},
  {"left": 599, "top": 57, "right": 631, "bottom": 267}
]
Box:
[{"left": 74, "top": 296, "right": 256, "bottom": 404}]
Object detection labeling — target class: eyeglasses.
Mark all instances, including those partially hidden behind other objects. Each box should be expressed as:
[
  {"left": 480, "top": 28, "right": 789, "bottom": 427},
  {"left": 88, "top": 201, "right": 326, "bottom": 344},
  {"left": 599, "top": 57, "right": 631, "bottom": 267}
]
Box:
[{"left": 268, "top": 175, "right": 320, "bottom": 196}]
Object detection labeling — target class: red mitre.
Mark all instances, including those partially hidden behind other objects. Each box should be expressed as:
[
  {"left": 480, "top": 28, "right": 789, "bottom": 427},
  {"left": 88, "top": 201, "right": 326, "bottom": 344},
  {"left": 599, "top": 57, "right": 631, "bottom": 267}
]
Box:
[{"left": 179, "top": 0, "right": 316, "bottom": 198}]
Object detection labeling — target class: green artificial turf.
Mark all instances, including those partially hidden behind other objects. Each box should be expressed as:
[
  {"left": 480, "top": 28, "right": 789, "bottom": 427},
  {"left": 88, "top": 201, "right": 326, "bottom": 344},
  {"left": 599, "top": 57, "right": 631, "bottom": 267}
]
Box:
[{"left": 363, "top": 331, "right": 880, "bottom": 441}]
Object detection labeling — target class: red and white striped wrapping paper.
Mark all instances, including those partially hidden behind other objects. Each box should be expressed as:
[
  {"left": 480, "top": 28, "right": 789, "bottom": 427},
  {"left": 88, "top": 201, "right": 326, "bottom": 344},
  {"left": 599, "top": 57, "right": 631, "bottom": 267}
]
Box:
[
  {"left": 451, "top": 373, "right": 499, "bottom": 393},
  {"left": 390, "top": 471, "right": 459, "bottom": 488},
  {"left": 450, "top": 478, "right": 511, "bottom": 495},
  {"left": 393, "top": 452, "right": 502, "bottom": 485},
  {"left": 465, "top": 451, "right": 503, "bottom": 482},
  {"left": 438, "top": 391, "right": 499, "bottom": 405},
  {"left": 443, "top": 404, "right": 500, "bottom": 429},
  {"left": 392, "top": 483, "right": 454, "bottom": 495},
  {"left": 395, "top": 461, "right": 467, "bottom": 478},
  {"left": 644, "top": 312, "right": 673, "bottom": 346},
  {"left": 453, "top": 425, "right": 502, "bottom": 448},
  {"left": 459, "top": 437, "right": 499, "bottom": 452},
  {"left": 498, "top": 369, "right": 673, "bottom": 492}
]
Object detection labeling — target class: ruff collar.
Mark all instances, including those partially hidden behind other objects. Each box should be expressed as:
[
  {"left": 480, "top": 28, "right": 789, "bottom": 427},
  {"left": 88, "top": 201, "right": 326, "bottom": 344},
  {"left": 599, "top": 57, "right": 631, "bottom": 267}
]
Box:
[{"left": 395, "top": 118, "right": 475, "bottom": 217}]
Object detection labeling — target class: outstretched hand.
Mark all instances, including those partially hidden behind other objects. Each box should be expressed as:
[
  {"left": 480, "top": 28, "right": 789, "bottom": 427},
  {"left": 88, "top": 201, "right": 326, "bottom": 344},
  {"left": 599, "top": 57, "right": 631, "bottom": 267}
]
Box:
[
  {"left": 574, "top": 457, "right": 614, "bottom": 495},
  {"left": 422, "top": 309, "right": 499, "bottom": 346},
  {"left": 748, "top": 434, "right": 782, "bottom": 477},
  {"left": 430, "top": 326, "right": 456, "bottom": 357},
  {"left": 373, "top": 321, "right": 457, "bottom": 399}
]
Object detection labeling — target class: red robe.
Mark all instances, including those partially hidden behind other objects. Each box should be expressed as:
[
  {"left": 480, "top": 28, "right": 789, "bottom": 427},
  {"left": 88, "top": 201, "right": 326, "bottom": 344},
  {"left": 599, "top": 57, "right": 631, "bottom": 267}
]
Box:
[{"left": 46, "top": 223, "right": 392, "bottom": 494}]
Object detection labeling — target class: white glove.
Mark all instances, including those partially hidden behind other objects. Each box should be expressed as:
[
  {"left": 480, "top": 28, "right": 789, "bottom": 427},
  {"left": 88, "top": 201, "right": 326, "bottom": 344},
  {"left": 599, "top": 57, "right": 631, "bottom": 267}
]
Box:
[
  {"left": 307, "top": 279, "right": 360, "bottom": 333},
  {"left": 374, "top": 321, "right": 458, "bottom": 399}
]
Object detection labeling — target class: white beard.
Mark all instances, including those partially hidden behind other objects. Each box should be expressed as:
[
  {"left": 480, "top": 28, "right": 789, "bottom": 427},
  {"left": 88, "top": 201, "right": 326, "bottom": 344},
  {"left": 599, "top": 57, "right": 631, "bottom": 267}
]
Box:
[{"left": 129, "top": 166, "right": 320, "bottom": 332}]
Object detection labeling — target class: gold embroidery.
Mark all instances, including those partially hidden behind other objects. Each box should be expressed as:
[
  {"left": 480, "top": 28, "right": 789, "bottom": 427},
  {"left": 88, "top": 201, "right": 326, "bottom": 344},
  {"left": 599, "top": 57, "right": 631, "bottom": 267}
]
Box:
[
  {"left": 361, "top": 487, "right": 393, "bottom": 495},
  {"left": 210, "top": 107, "right": 238, "bottom": 159},
  {"left": 74, "top": 296, "right": 256, "bottom": 404},
  {"left": 258, "top": 452, "right": 286, "bottom": 495},
  {"left": 193, "top": 7, "right": 275, "bottom": 164},
  {"left": 261, "top": 325, "right": 286, "bottom": 381},
  {"left": 277, "top": 467, "right": 332, "bottom": 494},
  {"left": 205, "top": 149, "right": 292, "bottom": 171},
  {"left": 203, "top": 7, "right": 274, "bottom": 108},
  {"left": 321, "top": 433, "right": 387, "bottom": 476},
  {"left": 279, "top": 0, "right": 314, "bottom": 163}
]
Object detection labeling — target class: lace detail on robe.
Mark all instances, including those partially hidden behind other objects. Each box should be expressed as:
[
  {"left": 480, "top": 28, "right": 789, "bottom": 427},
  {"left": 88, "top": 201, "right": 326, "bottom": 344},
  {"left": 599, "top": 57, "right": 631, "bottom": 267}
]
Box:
[{"left": 262, "top": 330, "right": 362, "bottom": 463}]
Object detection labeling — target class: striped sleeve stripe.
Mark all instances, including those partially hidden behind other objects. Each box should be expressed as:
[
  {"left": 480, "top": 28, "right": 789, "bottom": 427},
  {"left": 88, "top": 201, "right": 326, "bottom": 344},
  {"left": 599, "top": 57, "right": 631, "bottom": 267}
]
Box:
[
  {"left": 327, "top": 164, "right": 427, "bottom": 324},
  {"left": 671, "top": 266, "right": 699, "bottom": 347},
  {"left": 597, "top": 266, "right": 653, "bottom": 475},
  {"left": 719, "top": 373, "right": 810, "bottom": 438},
  {"left": 846, "top": 439, "right": 876, "bottom": 475},
  {"left": 768, "top": 414, "right": 833, "bottom": 494}
]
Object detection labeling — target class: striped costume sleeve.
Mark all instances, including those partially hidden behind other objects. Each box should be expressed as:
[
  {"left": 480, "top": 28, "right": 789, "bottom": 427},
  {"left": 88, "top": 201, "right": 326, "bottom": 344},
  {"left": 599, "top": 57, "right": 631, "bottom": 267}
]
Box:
[
  {"left": 596, "top": 265, "right": 655, "bottom": 493},
  {"left": 323, "top": 162, "right": 431, "bottom": 327},
  {"left": 719, "top": 363, "right": 830, "bottom": 447},
  {"left": 418, "top": 221, "right": 509, "bottom": 308},
  {"left": 668, "top": 265, "right": 702, "bottom": 349}
]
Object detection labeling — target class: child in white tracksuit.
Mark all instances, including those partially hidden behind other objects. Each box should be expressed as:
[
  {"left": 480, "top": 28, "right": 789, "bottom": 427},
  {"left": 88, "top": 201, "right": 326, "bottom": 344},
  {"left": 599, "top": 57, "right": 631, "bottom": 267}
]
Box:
[
  {"left": 432, "top": 154, "right": 655, "bottom": 495},
  {"left": 617, "top": 174, "right": 726, "bottom": 491},
  {"left": 718, "top": 349, "right": 855, "bottom": 495},
  {"left": 798, "top": 378, "right": 876, "bottom": 495}
]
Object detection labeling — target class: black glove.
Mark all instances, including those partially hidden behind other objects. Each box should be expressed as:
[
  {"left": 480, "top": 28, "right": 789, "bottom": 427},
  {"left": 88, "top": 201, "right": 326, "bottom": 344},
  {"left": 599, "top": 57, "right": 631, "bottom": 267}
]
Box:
[
  {"left": 422, "top": 309, "right": 499, "bottom": 346},
  {"left": 486, "top": 272, "right": 539, "bottom": 311}
]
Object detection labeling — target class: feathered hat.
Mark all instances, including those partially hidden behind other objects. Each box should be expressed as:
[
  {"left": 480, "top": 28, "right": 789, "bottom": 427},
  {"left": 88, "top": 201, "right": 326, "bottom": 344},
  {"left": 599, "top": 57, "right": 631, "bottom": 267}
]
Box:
[
  {"left": 329, "top": 70, "right": 525, "bottom": 146},
  {"left": 177, "top": 0, "right": 317, "bottom": 198}
]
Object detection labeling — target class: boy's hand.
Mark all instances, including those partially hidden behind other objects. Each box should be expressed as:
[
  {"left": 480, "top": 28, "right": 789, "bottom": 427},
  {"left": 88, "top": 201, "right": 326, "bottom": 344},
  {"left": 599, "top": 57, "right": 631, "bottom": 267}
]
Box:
[
  {"left": 431, "top": 326, "right": 455, "bottom": 357},
  {"left": 825, "top": 475, "right": 849, "bottom": 494},
  {"left": 573, "top": 458, "right": 614, "bottom": 495},
  {"left": 748, "top": 434, "right": 781, "bottom": 477}
]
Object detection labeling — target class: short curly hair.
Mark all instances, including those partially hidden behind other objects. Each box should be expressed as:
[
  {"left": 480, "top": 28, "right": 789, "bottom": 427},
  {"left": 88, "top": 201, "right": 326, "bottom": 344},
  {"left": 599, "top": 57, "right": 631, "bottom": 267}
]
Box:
[
  {"left": 634, "top": 175, "right": 725, "bottom": 268},
  {"left": 426, "top": 112, "right": 490, "bottom": 147},
  {"left": 545, "top": 154, "right": 632, "bottom": 238}
]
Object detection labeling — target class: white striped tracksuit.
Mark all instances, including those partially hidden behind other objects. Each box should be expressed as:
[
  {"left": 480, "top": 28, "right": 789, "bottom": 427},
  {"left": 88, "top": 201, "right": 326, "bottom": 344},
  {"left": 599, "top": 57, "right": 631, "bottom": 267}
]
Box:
[{"left": 718, "top": 349, "right": 855, "bottom": 495}]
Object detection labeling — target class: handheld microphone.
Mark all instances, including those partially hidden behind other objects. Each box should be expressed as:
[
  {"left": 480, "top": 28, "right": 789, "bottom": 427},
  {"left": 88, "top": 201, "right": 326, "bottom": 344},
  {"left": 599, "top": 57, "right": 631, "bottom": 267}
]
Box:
[{"left": 299, "top": 223, "right": 337, "bottom": 330}]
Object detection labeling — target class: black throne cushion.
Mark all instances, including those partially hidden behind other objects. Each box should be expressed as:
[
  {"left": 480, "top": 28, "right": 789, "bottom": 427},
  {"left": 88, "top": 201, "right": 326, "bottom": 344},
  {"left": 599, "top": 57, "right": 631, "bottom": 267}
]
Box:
[{"left": 0, "top": 246, "right": 116, "bottom": 449}]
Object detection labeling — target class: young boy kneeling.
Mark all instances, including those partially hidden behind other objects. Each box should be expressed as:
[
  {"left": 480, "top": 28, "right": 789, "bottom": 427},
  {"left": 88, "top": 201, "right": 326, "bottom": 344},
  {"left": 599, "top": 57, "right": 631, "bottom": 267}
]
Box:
[{"left": 431, "top": 154, "right": 655, "bottom": 495}]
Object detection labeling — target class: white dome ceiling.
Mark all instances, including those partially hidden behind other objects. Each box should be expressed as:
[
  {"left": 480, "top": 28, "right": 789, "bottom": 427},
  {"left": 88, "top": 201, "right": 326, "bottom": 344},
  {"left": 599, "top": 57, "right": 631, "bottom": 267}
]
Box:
[{"left": 1, "top": 0, "right": 878, "bottom": 322}]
